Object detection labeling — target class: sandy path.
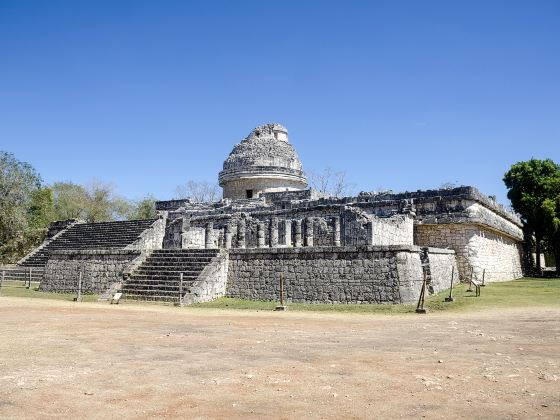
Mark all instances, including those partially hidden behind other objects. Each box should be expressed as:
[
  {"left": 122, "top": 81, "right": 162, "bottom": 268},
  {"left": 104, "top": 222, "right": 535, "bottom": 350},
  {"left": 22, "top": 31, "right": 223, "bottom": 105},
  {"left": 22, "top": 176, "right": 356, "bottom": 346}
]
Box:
[{"left": 0, "top": 298, "right": 558, "bottom": 419}]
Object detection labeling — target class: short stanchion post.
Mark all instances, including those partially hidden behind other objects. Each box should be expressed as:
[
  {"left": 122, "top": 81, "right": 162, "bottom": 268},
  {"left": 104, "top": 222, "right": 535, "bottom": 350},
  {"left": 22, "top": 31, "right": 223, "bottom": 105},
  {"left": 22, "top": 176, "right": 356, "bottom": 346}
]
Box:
[
  {"left": 0, "top": 270, "right": 5, "bottom": 297},
  {"left": 178, "top": 272, "right": 184, "bottom": 307},
  {"left": 275, "top": 272, "right": 287, "bottom": 311},
  {"left": 481, "top": 269, "right": 486, "bottom": 287},
  {"left": 445, "top": 266, "right": 455, "bottom": 302},
  {"left": 466, "top": 267, "right": 474, "bottom": 292},
  {"left": 416, "top": 270, "right": 428, "bottom": 314},
  {"left": 76, "top": 270, "right": 83, "bottom": 302}
]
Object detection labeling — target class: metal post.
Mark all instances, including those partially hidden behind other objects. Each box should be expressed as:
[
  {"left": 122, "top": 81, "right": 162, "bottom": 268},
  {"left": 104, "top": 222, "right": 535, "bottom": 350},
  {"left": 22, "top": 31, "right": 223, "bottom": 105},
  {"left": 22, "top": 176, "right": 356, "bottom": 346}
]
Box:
[
  {"left": 27, "top": 267, "right": 32, "bottom": 289},
  {"left": 0, "top": 270, "right": 4, "bottom": 297},
  {"left": 481, "top": 269, "right": 486, "bottom": 287},
  {"left": 76, "top": 270, "right": 82, "bottom": 302},
  {"left": 445, "top": 266, "right": 455, "bottom": 302},
  {"left": 178, "top": 272, "right": 184, "bottom": 307},
  {"left": 275, "top": 273, "right": 287, "bottom": 311},
  {"left": 466, "top": 267, "right": 474, "bottom": 292},
  {"left": 416, "top": 270, "right": 427, "bottom": 314}
]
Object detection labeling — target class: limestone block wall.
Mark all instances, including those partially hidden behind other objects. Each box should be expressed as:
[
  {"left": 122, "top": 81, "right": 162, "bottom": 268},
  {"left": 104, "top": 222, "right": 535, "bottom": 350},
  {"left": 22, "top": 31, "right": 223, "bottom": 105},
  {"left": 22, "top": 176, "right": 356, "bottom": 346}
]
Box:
[
  {"left": 371, "top": 215, "right": 414, "bottom": 245},
  {"left": 125, "top": 216, "right": 166, "bottom": 251},
  {"left": 426, "top": 249, "right": 460, "bottom": 293},
  {"left": 342, "top": 209, "right": 413, "bottom": 246},
  {"left": 41, "top": 250, "right": 140, "bottom": 294},
  {"left": 183, "top": 252, "right": 229, "bottom": 305},
  {"left": 414, "top": 224, "right": 523, "bottom": 281},
  {"left": 226, "top": 246, "right": 455, "bottom": 304},
  {"left": 468, "top": 227, "right": 524, "bottom": 281},
  {"left": 183, "top": 227, "right": 206, "bottom": 249}
]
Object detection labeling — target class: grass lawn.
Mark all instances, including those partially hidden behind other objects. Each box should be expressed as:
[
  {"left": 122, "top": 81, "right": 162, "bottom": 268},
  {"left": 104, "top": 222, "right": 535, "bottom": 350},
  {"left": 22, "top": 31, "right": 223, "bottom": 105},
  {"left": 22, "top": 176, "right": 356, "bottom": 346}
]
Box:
[
  {"left": 191, "top": 277, "right": 560, "bottom": 314},
  {"left": 0, "top": 280, "right": 99, "bottom": 302},
  {"left": 1, "top": 277, "right": 558, "bottom": 314}
]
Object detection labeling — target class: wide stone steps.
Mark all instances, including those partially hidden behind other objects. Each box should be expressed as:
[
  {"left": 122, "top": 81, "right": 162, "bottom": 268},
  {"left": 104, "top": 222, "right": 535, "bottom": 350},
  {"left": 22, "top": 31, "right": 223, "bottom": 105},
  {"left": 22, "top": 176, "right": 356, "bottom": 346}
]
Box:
[
  {"left": 122, "top": 249, "right": 219, "bottom": 303},
  {"left": 127, "top": 274, "right": 200, "bottom": 281},
  {"left": 19, "top": 219, "right": 157, "bottom": 268}
]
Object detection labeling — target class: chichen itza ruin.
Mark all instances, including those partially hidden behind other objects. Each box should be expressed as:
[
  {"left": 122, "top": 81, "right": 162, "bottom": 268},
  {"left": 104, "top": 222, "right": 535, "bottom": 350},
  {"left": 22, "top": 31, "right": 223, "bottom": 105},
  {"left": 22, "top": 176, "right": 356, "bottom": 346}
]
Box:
[{"left": 18, "top": 123, "right": 526, "bottom": 304}]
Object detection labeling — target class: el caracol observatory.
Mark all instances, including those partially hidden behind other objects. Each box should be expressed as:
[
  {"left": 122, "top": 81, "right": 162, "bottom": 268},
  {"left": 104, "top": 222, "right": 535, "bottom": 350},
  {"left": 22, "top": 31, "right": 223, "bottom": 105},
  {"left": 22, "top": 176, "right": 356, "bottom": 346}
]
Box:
[
  {"left": 218, "top": 123, "right": 308, "bottom": 199},
  {"left": 15, "top": 122, "right": 529, "bottom": 306}
]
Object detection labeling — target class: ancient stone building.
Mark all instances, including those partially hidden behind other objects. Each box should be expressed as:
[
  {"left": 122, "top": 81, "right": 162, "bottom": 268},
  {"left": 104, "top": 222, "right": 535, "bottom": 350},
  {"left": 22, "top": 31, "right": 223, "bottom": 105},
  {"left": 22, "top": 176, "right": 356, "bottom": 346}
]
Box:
[
  {"left": 16, "top": 123, "right": 526, "bottom": 305},
  {"left": 219, "top": 123, "right": 308, "bottom": 199}
]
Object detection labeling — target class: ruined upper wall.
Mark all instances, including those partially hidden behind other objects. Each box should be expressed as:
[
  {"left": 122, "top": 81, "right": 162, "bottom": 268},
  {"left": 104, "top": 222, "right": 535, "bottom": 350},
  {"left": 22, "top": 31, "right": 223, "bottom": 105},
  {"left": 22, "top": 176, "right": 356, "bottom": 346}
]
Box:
[
  {"left": 358, "top": 186, "right": 522, "bottom": 227},
  {"left": 155, "top": 186, "right": 523, "bottom": 242}
]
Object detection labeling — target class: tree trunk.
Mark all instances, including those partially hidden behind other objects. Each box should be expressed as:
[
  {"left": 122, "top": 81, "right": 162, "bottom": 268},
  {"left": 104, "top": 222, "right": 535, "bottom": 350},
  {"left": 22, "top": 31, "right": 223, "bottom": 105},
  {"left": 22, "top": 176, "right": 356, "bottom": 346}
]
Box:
[
  {"left": 554, "top": 240, "right": 560, "bottom": 276},
  {"left": 535, "top": 234, "right": 542, "bottom": 275}
]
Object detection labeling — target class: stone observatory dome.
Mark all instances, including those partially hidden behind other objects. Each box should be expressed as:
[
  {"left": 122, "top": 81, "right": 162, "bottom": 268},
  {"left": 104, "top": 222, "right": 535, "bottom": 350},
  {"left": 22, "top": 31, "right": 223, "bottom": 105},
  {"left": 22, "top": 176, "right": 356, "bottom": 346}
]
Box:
[{"left": 219, "top": 123, "right": 308, "bottom": 199}]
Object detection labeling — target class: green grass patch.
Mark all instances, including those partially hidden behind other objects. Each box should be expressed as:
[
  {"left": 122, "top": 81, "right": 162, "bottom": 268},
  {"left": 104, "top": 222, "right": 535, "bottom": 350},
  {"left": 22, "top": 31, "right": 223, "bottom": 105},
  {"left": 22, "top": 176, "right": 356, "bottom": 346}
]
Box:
[
  {"left": 191, "top": 277, "right": 560, "bottom": 314},
  {"left": 0, "top": 280, "right": 99, "bottom": 302},
  {"left": 1, "top": 277, "right": 558, "bottom": 314}
]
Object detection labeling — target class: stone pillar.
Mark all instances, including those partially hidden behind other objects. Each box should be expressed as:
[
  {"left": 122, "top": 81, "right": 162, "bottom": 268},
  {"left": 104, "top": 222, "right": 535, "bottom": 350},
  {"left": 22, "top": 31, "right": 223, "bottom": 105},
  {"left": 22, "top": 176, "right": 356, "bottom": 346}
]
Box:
[
  {"left": 181, "top": 215, "right": 190, "bottom": 233},
  {"left": 269, "top": 217, "right": 279, "bottom": 247},
  {"left": 237, "top": 219, "right": 246, "bottom": 249},
  {"left": 284, "top": 219, "right": 292, "bottom": 246},
  {"left": 366, "top": 221, "right": 374, "bottom": 246},
  {"left": 224, "top": 223, "right": 233, "bottom": 249},
  {"left": 257, "top": 222, "right": 266, "bottom": 248},
  {"left": 294, "top": 219, "right": 302, "bottom": 247},
  {"left": 305, "top": 217, "right": 314, "bottom": 247},
  {"left": 333, "top": 217, "right": 341, "bottom": 246},
  {"left": 205, "top": 222, "right": 214, "bottom": 249}
]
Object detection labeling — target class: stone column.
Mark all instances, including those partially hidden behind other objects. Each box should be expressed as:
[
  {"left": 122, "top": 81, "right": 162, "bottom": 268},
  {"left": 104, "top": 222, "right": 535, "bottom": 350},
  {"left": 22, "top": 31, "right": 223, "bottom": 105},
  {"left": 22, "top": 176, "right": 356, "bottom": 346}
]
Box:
[
  {"left": 181, "top": 215, "right": 190, "bottom": 233},
  {"left": 294, "top": 219, "right": 302, "bottom": 247},
  {"left": 179, "top": 216, "right": 190, "bottom": 250},
  {"left": 305, "top": 217, "right": 314, "bottom": 247},
  {"left": 284, "top": 219, "right": 292, "bottom": 246},
  {"left": 224, "top": 223, "right": 233, "bottom": 249},
  {"left": 205, "top": 222, "right": 214, "bottom": 249},
  {"left": 333, "top": 217, "right": 341, "bottom": 246},
  {"left": 269, "top": 217, "right": 279, "bottom": 247},
  {"left": 237, "top": 219, "right": 246, "bottom": 249},
  {"left": 366, "top": 221, "right": 374, "bottom": 246},
  {"left": 257, "top": 222, "right": 266, "bottom": 248}
]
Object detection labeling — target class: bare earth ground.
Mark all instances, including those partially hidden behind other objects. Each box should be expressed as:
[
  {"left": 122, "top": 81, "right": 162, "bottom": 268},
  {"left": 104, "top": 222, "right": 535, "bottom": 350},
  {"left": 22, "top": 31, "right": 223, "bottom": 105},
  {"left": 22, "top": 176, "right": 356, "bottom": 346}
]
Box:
[{"left": 0, "top": 298, "right": 559, "bottom": 419}]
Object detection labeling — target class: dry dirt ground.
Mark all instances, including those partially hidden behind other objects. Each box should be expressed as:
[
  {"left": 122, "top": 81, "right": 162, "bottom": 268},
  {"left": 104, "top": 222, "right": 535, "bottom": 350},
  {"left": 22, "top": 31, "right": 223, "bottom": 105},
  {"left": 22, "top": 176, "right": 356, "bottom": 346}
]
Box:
[{"left": 0, "top": 298, "right": 559, "bottom": 419}]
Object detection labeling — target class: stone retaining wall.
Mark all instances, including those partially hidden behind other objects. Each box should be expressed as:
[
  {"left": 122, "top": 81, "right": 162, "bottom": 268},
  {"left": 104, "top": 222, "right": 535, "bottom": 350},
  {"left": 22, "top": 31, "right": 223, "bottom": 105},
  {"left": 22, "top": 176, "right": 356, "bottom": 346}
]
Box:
[
  {"left": 125, "top": 216, "right": 167, "bottom": 251},
  {"left": 415, "top": 224, "right": 523, "bottom": 281},
  {"left": 226, "top": 246, "right": 456, "bottom": 304},
  {"left": 41, "top": 250, "right": 140, "bottom": 294},
  {"left": 183, "top": 252, "right": 229, "bottom": 305}
]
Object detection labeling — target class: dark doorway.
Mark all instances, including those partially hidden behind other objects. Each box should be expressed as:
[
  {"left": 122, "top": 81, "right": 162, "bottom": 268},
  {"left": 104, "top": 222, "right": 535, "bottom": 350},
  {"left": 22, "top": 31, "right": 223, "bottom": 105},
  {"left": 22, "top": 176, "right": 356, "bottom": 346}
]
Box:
[{"left": 246, "top": 189, "right": 253, "bottom": 199}]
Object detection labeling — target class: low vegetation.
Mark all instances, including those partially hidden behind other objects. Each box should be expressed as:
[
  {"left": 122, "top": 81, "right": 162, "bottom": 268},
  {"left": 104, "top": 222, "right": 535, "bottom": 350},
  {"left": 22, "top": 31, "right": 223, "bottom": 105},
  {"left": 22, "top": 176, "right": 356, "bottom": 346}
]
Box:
[
  {"left": 1, "top": 277, "right": 558, "bottom": 313},
  {"left": 0, "top": 280, "right": 99, "bottom": 302},
  {"left": 191, "top": 277, "right": 560, "bottom": 314}
]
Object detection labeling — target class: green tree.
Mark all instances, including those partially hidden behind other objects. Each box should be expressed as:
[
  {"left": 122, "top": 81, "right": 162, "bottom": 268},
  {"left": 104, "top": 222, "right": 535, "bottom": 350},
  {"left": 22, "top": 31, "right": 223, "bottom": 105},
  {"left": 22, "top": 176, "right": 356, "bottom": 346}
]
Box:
[
  {"left": 52, "top": 181, "right": 131, "bottom": 223},
  {"left": 0, "top": 152, "right": 43, "bottom": 263},
  {"left": 503, "top": 159, "right": 560, "bottom": 273},
  {"left": 542, "top": 194, "right": 560, "bottom": 273},
  {"left": 129, "top": 195, "right": 157, "bottom": 220},
  {"left": 52, "top": 182, "right": 89, "bottom": 220},
  {"left": 28, "top": 188, "right": 55, "bottom": 230}
]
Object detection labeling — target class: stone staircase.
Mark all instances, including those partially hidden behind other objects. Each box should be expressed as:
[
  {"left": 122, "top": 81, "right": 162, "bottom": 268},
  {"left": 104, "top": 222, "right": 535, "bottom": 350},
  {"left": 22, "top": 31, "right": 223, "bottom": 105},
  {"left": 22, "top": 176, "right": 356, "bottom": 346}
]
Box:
[
  {"left": 122, "top": 249, "right": 219, "bottom": 303},
  {"left": 19, "top": 219, "right": 157, "bottom": 269}
]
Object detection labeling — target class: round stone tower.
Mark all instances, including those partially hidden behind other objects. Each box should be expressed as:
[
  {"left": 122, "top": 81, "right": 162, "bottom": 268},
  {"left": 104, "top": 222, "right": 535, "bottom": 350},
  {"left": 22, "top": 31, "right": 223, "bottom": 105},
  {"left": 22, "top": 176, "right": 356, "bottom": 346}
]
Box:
[{"left": 219, "top": 123, "right": 308, "bottom": 199}]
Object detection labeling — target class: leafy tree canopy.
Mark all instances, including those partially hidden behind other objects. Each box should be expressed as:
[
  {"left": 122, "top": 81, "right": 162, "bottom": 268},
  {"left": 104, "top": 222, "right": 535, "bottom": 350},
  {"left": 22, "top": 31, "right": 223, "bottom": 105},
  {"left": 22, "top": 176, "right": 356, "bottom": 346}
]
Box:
[{"left": 504, "top": 158, "right": 560, "bottom": 271}]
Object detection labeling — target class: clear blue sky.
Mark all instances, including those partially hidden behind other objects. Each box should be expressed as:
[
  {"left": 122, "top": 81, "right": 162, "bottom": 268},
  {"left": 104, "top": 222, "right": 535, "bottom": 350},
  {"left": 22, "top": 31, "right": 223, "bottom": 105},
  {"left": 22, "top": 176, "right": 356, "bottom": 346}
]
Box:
[{"left": 1, "top": 0, "right": 559, "bottom": 205}]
